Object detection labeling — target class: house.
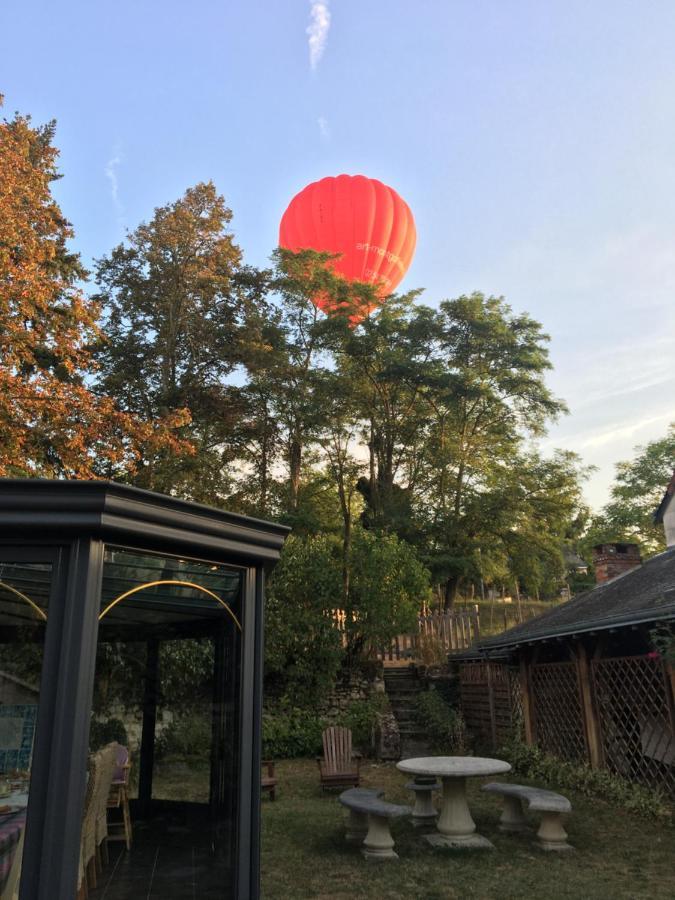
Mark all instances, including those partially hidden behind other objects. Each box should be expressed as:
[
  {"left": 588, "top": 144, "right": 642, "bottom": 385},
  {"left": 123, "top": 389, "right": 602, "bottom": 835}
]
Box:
[{"left": 454, "top": 480, "right": 675, "bottom": 797}]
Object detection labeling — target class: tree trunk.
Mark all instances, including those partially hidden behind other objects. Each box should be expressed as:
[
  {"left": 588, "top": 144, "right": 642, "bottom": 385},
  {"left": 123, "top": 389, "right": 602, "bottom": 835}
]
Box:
[
  {"left": 288, "top": 436, "right": 302, "bottom": 511},
  {"left": 444, "top": 576, "right": 461, "bottom": 611}
]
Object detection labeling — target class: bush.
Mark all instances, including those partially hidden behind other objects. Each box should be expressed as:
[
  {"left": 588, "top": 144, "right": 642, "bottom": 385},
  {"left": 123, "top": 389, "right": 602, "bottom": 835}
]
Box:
[
  {"left": 415, "top": 689, "right": 468, "bottom": 753},
  {"left": 262, "top": 708, "right": 325, "bottom": 759},
  {"left": 89, "top": 717, "right": 128, "bottom": 751},
  {"left": 500, "top": 737, "right": 673, "bottom": 821},
  {"left": 340, "top": 694, "right": 390, "bottom": 754},
  {"left": 155, "top": 712, "right": 211, "bottom": 761}
]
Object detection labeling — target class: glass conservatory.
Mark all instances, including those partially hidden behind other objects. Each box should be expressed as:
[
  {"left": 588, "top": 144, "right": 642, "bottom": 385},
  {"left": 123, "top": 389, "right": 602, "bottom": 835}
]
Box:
[{"left": 0, "top": 479, "right": 288, "bottom": 900}]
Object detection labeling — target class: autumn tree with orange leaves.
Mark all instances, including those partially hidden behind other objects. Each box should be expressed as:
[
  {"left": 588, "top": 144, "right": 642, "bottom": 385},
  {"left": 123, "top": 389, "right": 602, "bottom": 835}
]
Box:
[{"left": 0, "top": 98, "right": 190, "bottom": 479}]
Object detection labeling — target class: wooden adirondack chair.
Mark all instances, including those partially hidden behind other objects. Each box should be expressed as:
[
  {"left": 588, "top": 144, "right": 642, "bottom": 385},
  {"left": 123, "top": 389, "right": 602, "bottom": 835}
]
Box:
[{"left": 316, "top": 726, "right": 360, "bottom": 792}]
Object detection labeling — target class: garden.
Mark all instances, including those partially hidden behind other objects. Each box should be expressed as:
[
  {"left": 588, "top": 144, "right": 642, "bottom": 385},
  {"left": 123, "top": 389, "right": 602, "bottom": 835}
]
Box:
[{"left": 260, "top": 759, "right": 675, "bottom": 900}]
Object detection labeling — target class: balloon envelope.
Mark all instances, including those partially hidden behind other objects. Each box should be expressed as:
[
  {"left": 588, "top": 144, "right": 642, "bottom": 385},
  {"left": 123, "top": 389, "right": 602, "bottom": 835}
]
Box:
[{"left": 279, "top": 174, "right": 416, "bottom": 318}]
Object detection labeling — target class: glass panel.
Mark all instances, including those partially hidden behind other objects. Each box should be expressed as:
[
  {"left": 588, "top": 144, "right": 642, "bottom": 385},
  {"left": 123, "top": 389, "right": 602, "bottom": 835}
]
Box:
[
  {"left": 0, "top": 560, "right": 52, "bottom": 900},
  {"left": 82, "top": 548, "right": 243, "bottom": 899}
]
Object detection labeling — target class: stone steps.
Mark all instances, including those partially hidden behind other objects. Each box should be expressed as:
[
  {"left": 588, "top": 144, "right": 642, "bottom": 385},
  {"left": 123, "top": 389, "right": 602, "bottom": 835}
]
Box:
[{"left": 383, "top": 666, "right": 432, "bottom": 757}]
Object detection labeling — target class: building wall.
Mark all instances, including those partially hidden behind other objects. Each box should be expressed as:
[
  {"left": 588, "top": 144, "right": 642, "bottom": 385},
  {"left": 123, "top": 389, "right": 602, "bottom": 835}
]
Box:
[{"left": 663, "top": 500, "right": 675, "bottom": 548}]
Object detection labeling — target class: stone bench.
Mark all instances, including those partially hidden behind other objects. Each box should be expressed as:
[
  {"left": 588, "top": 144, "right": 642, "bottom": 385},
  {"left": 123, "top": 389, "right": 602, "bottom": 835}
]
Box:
[
  {"left": 339, "top": 788, "right": 411, "bottom": 860},
  {"left": 482, "top": 782, "right": 573, "bottom": 851}
]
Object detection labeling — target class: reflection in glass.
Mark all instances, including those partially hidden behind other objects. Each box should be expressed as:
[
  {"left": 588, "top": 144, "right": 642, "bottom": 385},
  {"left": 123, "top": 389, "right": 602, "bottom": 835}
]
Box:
[
  {"left": 82, "top": 548, "right": 243, "bottom": 898},
  {"left": 0, "top": 561, "right": 51, "bottom": 900}
]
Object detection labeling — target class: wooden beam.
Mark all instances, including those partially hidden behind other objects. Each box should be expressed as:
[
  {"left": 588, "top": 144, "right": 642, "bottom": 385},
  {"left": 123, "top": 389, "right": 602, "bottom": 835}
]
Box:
[
  {"left": 519, "top": 654, "right": 535, "bottom": 746},
  {"left": 575, "top": 642, "right": 603, "bottom": 769}
]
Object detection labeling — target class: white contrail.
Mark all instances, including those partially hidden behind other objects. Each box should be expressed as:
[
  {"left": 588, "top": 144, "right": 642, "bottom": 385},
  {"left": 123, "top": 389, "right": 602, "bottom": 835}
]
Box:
[
  {"left": 104, "top": 152, "right": 122, "bottom": 210},
  {"left": 317, "top": 116, "right": 330, "bottom": 140},
  {"left": 307, "top": 2, "right": 331, "bottom": 70}
]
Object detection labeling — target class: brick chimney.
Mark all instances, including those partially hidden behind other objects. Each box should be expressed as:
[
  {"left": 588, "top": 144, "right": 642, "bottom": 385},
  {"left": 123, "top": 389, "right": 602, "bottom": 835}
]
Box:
[{"left": 592, "top": 543, "right": 642, "bottom": 584}]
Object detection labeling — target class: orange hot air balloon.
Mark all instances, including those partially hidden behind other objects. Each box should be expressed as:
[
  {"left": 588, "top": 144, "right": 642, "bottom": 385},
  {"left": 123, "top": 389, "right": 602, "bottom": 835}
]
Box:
[{"left": 278, "top": 174, "right": 416, "bottom": 319}]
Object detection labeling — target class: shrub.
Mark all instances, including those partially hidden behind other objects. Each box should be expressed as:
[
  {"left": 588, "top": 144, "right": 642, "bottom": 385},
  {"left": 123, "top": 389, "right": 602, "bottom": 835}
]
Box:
[
  {"left": 89, "top": 717, "right": 128, "bottom": 751},
  {"left": 415, "top": 689, "right": 468, "bottom": 753},
  {"left": 500, "top": 737, "right": 673, "bottom": 821},
  {"left": 340, "top": 694, "right": 390, "bottom": 754},
  {"left": 262, "top": 708, "right": 325, "bottom": 759},
  {"left": 155, "top": 712, "right": 211, "bottom": 761}
]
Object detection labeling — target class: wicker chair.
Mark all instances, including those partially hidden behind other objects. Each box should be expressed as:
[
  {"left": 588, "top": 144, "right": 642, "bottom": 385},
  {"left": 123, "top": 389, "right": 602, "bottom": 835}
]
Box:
[
  {"left": 106, "top": 744, "right": 133, "bottom": 850},
  {"left": 80, "top": 752, "right": 102, "bottom": 892},
  {"left": 94, "top": 743, "right": 119, "bottom": 869}
]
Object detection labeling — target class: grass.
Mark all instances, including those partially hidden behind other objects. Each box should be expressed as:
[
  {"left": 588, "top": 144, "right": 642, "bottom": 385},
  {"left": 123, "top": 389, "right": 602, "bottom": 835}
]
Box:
[{"left": 261, "top": 759, "right": 675, "bottom": 900}]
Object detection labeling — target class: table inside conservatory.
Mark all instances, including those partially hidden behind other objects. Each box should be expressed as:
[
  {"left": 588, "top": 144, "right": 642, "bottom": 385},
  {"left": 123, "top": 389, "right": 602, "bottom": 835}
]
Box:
[{"left": 396, "top": 756, "right": 511, "bottom": 849}]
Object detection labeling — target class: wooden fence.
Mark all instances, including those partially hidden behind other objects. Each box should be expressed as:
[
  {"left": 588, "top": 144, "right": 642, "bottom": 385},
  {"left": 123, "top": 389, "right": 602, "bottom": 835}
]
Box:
[
  {"left": 332, "top": 600, "right": 556, "bottom": 663},
  {"left": 458, "top": 653, "right": 675, "bottom": 797},
  {"left": 331, "top": 606, "right": 481, "bottom": 661}
]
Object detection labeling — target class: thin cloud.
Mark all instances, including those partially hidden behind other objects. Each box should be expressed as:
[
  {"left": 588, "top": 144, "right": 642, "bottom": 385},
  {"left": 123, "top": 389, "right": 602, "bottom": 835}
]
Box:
[
  {"left": 317, "top": 116, "right": 330, "bottom": 141},
  {"left": 307, "top": 2, "right": 331, "bottom": 70},
  {"left": 104, "top": 149, "right": 123, "bottom": 213}
]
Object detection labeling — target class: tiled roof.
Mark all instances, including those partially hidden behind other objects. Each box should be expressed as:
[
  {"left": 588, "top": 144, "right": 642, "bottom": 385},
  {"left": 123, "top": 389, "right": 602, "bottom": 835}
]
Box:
[{"left": 478, "top": 545, "right": 675, "bottom": 650}]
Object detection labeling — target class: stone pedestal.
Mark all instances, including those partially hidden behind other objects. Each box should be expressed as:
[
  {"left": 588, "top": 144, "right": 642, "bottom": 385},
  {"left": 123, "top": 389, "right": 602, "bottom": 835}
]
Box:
[
  {"left": 405, "top": 778, "right": 439, "bottom": 828},
  {"left": 536, "top": 812, "right": 573, "bottom": 851},
  {"left": 426, "top": 777, "right": 494, "bottom": 849},
  {"left": 362, "top": 814, "right": 399, "bottom": 861},
  {"left": 498, "top": 795, "right": 528, "bottom": 833}
]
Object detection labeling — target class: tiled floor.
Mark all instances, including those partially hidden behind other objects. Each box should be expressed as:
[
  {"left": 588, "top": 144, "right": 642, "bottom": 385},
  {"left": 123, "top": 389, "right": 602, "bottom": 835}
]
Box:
[{"left": 89, "top": 804, "right": 234, "bottom": 899}]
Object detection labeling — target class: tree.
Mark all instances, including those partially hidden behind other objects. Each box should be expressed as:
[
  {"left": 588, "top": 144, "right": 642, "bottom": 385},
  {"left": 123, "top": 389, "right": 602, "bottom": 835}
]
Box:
[
  {"left": 414, "top": 293, "right": 568, "bottom": 606},
  {"left": 0, "top": 100, "right": 184, "bottom": 478},
  {"left": 94, "top": 182, "right": 252, "bottom": 500},
  {"left": 587, "top": 423, "right": 675, "bottom": 556},
  {"left": 242, "top": 248, "right": 377, "bottom": 521}
]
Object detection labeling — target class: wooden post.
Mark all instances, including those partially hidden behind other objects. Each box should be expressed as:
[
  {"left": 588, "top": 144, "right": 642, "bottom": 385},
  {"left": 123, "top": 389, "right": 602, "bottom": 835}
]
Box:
[
  {"left": 473, "top": 603, "right": 480, "bottom": 641},
  {"left": 138, "top": 638, "right": 160, "bottom": 817},
  {"left": 519, "top": 654, "right": 535, "bottom": 746},
  {"left": 575, "top": 642, "right": 603, "bottom": 768},
  {"left": 486, "top": 663, "right": 498, "bottom": 749}
]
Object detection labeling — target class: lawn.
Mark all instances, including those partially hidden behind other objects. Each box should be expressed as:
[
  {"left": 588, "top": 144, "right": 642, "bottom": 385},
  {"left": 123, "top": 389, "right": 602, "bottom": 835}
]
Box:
[{"left": 261, "top": 759, "right": 675, "bottom": 900}]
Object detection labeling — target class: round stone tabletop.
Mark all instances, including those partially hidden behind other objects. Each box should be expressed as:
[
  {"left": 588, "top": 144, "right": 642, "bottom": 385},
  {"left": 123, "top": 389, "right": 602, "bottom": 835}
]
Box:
[{"left": 397, "top": 756, "right": 511, "bottom": 779}]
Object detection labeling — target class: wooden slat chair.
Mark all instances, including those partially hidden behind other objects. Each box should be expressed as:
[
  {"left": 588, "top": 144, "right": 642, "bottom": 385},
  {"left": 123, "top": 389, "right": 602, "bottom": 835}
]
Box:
[
  {"left": 261, "top": 760, "right": 277, "bottom": 801},
  {"left": 317, "top": 726, "right": 360, "bottom": 792}
]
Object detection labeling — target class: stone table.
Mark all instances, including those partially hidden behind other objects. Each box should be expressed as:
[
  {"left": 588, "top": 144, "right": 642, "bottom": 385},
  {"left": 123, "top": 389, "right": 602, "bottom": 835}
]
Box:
[{"left": 397, "top": 756, "right": 511, "bottom": 849}]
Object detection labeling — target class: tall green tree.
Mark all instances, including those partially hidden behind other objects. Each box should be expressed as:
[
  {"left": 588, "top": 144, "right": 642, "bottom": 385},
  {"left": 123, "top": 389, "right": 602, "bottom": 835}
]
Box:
[
  {"left": 587, "top": 423, "right": 675, "bottom": 556},
  {"left": 94, "top": 182, "right": 253, "bottom": 500},
  {"left": 415, "top": 293, "right": 567, "bottom": 606}
]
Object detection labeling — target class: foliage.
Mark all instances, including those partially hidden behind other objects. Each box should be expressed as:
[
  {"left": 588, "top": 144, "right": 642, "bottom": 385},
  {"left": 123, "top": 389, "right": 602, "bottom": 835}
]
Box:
[
  {"left": 584, "top": 423, "right": 675, "bottom": 557},
  {"left": 0, "top": 100, "right": 187, "bottom": 478},
  {"left": 89, "top": 717, "right": 128, "bottom": 751},
  {"left": 339, "top": 694, "right": 390, "bottom": 752},
  {"left": 500, "top": 738, "right": 672, "bottom": 821},
  {"left": 649, "top": 623, "right": 675, "bottom": 665},
  {"left": 261, "top": 707, "right": 325, "bottom": 759},
  {"left": 155, "top": 712, "right": 212, "bottom": 761},
  {"left": 94, "top": 182, "right": 251, "bottom": 500},
  {"left": 414, "top": 688, "right": 468, "bottom": 753},
  {"left": 264, "top": 534, "right": 345, "bottom": 706},
  {"left": 344, "top": 528, "right": 431, "bottom": 658}
]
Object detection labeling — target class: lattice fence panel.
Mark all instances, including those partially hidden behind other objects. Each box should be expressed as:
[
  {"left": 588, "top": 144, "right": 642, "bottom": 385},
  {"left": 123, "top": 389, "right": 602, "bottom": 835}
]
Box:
[
  {"left": 509, "top": 668, "right": 525, "bottom": 743},
  {"left": 459, "top": 662, "right": 520, "bottom": 749},
  {"left": 592, "top": 656, "right": 675, "bottom": 796},
  {"left": 531, "top": 662, "right": 587, "bottom": 763}
]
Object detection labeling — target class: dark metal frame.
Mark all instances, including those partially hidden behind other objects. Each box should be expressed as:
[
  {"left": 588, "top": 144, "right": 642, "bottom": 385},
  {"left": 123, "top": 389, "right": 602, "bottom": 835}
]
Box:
[{"left": 0, "top": 479, "right": 288, "bottom": 900}]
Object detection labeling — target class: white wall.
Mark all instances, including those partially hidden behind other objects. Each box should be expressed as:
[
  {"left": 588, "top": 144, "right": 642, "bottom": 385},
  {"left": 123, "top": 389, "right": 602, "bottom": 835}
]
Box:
[{"left": 664, "top": 499, "right": 675, "bottom": 548}]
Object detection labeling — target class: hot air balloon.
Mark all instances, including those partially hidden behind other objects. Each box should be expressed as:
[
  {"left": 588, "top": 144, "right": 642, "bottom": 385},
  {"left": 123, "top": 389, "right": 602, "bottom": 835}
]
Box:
[{"left": 278, "top": 174, "right": 416, "bottom": 320}]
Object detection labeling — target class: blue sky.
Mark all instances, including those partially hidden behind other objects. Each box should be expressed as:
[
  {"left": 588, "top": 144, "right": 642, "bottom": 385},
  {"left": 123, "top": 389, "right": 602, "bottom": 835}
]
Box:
[{"left": 2, "top": 1, "right": 674, "bottom": 509}]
